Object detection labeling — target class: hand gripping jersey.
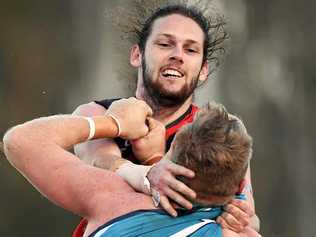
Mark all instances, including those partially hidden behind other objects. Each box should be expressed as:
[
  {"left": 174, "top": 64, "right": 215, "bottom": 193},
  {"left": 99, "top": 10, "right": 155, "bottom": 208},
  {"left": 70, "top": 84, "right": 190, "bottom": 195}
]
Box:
[
  {"left": 89, "top": 207, "right": 222, "bottom": 237},
  {"left": 72, "top": 98, "right": 199, "bottom": 237}
]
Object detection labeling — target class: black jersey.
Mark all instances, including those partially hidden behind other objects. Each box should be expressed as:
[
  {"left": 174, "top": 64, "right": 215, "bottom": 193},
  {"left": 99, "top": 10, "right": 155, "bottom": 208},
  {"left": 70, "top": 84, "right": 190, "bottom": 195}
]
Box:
[{"left": 95, "top": 98, "right": 199, "bottom": 164}]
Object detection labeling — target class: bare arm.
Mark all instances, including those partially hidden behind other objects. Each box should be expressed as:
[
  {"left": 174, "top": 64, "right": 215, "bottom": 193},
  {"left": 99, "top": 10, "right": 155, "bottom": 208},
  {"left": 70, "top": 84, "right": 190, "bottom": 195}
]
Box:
[
  {"left": 218, "top": 163, "right": 260, "bottom": 233},
  {"left": 73, "top": 102, "right": 197, "bottom": 209},
  {"left": 3, "top": 115, "right": 127, "bottom": 219},
  {"left": 243, "top": 164, "right": 260, "bottom": 231},
  {"left": 3, "top": 98, "right": 152, "bottom": 219},
  {"left": 217, "top": 115, "right": 260, "bottom": 233},
  {"left": 72, "top": 102, "right": 123, "bottom": 170}
]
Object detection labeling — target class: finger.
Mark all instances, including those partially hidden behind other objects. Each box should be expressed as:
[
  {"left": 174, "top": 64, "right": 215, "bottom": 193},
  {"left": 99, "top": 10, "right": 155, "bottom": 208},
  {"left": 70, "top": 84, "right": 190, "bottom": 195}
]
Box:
[
  {"left": 217, "top": 216, "right": 230, "bottom": 230},
  {"left": 146, "top": 117, "right": 164, "bottom": 132},
  {"left": 141, "top": 124, "right": 150, "bottom": 135},
  {"left": 165, "top": 177, "right": 196, "bottom": 200},
  {"left": 146, "top": 117, "right": 157, "bottom": 131},
  {"left": 159, "top": 195, "right": 178, "bottom": 217},
  {"left": 219, "top": 211, "right": 244, "bottom": 232},
  {"left": 163, "top": 187, "right": 193, "bottom": 210},
  {"left": 224, "top": 203, "right": 250, "bottom": 227},
  {"left": 137, "top": 99, "right": 153, "bottom": 117},
  {"left": 167, "top": 162, "right": 195, "bottom": 178},
  {"left": 217, "top": 216, "right": 241, "bottom": 232},
  {"left": 230, "top": 199, "right": 254, "bottom": 216}
]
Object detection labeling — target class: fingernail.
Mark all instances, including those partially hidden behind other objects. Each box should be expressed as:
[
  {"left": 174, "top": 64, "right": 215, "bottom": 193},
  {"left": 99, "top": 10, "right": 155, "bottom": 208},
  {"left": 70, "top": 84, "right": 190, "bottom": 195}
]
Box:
[{"left": 172, "top": 212, "right": 178, "bottom": 217}]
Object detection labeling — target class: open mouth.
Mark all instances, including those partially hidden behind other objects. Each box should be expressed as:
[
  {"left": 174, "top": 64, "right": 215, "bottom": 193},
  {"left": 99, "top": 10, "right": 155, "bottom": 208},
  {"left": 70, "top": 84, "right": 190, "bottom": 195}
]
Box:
[{"left": 161, "top": 68, "right": 184, "bottom": 79}]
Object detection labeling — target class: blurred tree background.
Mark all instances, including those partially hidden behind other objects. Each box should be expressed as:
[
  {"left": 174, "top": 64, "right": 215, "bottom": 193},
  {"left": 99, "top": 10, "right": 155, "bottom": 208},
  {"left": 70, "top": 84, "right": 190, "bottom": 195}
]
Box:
[{"left": 0, "top": 0, "right": 315, "bottom": 236}]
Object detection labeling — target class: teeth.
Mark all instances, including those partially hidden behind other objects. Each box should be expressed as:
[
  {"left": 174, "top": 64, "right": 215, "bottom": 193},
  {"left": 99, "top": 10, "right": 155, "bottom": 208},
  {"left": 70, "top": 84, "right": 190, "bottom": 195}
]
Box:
[{"left": 162, "top": 69, "right": 183, "bottom": 77}]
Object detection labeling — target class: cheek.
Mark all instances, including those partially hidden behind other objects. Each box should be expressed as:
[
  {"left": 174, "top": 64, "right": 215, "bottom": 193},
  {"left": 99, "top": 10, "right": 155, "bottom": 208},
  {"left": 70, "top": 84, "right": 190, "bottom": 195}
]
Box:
[
  {"left": 145, "top": 49, "right": 157, "bottom": 66},
  {"left": 186, "top": 56, "right": 203, "bottom": 74}
]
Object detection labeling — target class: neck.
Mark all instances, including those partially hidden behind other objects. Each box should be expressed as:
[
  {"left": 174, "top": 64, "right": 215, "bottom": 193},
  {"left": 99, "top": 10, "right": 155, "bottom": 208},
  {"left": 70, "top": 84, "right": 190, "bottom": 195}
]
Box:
[
  {"left": 135, "top": 85, "right": 193, "bottom": 125},
  {"left": 152, "top": 98, "right": 193, "bottom": 125}
]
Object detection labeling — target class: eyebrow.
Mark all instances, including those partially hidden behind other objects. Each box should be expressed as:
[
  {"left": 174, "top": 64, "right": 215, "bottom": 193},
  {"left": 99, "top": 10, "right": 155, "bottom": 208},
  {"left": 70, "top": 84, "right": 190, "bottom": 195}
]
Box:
[{"left": 157, "top": 33, "right": 200, "bottom": 45}]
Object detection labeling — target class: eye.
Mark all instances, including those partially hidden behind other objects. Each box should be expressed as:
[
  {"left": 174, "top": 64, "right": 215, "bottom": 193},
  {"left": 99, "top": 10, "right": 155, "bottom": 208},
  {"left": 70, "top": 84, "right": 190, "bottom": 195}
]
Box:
[
  {"left": 158, "top": 43, "right": 171, "bottom": 48},
  {"left": 186, "top": 48, "right": 198, "bottom": 53}
]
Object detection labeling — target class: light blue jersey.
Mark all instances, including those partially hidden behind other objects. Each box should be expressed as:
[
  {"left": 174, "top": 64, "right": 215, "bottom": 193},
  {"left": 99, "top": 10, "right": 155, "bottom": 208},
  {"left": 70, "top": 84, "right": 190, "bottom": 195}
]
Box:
[
  {"left": 90, "top": 207, "right": 222, "bottom": 237},
  {"left": 90, "top": 195, "right": 245, "bottom": 237}
]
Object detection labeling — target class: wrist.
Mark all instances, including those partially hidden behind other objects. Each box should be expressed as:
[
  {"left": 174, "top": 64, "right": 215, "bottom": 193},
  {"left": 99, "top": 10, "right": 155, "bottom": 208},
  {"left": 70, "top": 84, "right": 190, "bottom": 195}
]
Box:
[
  {"left": 141, "top": 153, "right": 163, "bottom": 165},
  {"left": 83, "top": 117, "right": 96, "bottom": 140},
  {"left": 104, "top": 112, "right": 121, "bottom": 137},
  {"left": 109, "top": 157, "right": 131, "bottom": 172},
  {"left": 91, "top": 115, "right": 120, "bottom": 138},
  {"left": 116, "top": 162, "right": 153, "bottom": 195}
]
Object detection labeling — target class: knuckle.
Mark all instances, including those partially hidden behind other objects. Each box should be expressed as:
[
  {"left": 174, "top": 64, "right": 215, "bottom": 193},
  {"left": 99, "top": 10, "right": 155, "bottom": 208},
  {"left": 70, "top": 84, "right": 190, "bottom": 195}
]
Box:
[
  {"left": 242, "top": 218, "right": 250, "bottom": 226},
  {"left": 224, "top": 204, "right": 233, "bottom": 213},
  {"left": 177, "top": 184, "right": 187, "bottom": 194},
  {"left": 223, "top": 212, "right": 236, "bottom": 224},
  {"left": 216, "top": 217, "right": 223, "bottom": 225},
  {"left": 160, "top": 175, "right": 169, "bottom": 183}
]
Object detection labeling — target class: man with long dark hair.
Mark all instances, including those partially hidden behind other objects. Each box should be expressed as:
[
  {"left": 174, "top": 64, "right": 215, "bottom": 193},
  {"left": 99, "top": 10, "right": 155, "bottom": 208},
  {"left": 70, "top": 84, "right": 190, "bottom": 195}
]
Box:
[{"left": 71, "top": 1, "right": 259, "bottom": 235}]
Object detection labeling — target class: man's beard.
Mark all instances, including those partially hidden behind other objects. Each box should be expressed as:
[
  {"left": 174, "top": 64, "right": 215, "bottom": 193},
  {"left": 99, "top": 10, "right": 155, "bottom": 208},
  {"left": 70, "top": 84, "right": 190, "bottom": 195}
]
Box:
[{"left": 142, "top": 58, "right": 200, "bottom": 108}]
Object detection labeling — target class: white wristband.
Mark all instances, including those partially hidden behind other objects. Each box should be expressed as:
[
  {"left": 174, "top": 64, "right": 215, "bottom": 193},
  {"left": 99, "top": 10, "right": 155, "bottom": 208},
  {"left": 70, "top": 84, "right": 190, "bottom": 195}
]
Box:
[
  {"left": 106, "top": 112, "right": 121, "bottom": 137},
  {"left": 84, "top": 117, "right": 95, "bottom": 140},
  {"left": 116, "top": 162, "right": 152, "bottom": 195}
]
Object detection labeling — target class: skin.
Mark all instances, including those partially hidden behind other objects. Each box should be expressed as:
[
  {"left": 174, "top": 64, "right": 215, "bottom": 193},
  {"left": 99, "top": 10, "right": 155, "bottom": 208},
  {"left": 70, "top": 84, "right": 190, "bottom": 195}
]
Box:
[
  {"left": 3, "top": 98, "right": 260, "bottom": 237},
  {"left": 74, "top": 14, "right": 259, "bottom": 232},
  {"left": 4, "top": 98, "right": 156, "bottom": 237}
]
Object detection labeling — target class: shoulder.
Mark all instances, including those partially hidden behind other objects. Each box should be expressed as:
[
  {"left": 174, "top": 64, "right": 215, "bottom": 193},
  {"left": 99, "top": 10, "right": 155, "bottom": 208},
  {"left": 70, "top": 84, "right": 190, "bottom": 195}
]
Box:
[
  {"left": 72, "top": 101, "right": 107, "bottom": 117},
  {"left": 73, "top": 98, "right": 124, "bottom": 117}
]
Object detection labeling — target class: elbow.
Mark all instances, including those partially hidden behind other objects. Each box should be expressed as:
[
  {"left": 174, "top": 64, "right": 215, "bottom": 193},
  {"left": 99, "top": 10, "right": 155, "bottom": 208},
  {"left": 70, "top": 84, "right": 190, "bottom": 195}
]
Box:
[{"left": 3, "top": 124, "right": 27, "bottom": 166}]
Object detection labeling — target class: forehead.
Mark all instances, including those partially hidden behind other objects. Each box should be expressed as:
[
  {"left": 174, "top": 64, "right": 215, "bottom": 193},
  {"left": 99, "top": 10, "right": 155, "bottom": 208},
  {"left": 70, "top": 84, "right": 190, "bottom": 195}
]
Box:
[{"left": 149, "top": 14, "right": 204, "bottom": 44}]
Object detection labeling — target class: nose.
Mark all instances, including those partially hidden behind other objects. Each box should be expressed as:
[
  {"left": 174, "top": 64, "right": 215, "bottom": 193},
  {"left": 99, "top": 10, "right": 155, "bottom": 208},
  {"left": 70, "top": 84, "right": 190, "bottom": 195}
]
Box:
[{"left": 169, "top": 45, "right": 184, "bottom": 64}]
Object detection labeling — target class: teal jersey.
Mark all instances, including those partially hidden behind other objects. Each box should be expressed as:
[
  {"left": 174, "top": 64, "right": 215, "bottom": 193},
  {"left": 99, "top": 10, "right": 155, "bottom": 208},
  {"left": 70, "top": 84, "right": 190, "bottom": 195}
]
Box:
[
  {"left": 89, "top": 192, "right": 246, "bottom": 237},
  {"left": 89, "top": 207, "right": 222, "bottom": 237}
]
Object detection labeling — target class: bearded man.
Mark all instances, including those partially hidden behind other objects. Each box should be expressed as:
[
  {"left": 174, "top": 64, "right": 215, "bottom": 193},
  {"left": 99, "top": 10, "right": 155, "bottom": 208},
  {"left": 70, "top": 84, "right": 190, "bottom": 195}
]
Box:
[{"left": 71, "top": 2, "right": 260, "bottom": 236}]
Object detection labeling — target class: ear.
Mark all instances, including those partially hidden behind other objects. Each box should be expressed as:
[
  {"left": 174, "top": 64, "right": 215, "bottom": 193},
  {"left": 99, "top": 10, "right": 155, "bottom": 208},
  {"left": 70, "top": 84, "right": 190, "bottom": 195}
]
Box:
[
  {"left": 198, "top": 62, "right": 209, "bottom": 82},
  {"left": 130, "top": 44, "right": 142, "bottom": 68}
]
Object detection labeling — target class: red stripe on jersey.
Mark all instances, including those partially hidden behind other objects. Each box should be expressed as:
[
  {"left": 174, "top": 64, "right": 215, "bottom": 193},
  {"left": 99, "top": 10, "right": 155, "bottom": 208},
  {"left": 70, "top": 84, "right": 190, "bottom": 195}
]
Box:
[
  {"left": 72, "top": 218, "right": 88, "bottom": 237},
  {"left": 165, "top": 104, "right": 199, "bottom": 141}
]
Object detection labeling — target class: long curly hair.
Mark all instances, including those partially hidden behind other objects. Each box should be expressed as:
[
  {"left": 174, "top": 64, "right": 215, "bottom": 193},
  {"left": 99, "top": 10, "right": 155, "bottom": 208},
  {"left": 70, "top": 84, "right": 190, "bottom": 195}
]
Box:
[{"left": 107, "top": 0, "right": 228, "bottom": 78}]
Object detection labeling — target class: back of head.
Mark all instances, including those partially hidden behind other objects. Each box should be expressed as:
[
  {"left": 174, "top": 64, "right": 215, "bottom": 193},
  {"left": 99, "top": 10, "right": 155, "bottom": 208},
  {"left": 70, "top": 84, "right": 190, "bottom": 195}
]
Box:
[{"left": 171, "top": 102, "right": 252, "bottom": 205}]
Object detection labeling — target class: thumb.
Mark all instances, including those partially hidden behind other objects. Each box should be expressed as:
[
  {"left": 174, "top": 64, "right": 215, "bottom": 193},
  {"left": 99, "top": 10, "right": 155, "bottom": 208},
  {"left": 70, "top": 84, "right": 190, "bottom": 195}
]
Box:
[
  {"left": 146, "top": 117, "right": 158, "bottom": 131},
  {"left": 140, "top": 124, "right": 150, "bottom": 137},
  {"left": 147, "top": 117, "right": 165, "bottom": 132}
]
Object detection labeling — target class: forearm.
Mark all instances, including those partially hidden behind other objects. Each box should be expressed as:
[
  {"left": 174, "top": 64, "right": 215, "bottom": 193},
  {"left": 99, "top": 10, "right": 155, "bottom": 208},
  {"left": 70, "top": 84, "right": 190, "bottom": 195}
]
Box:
[
  {"left": 249, "top": 214, "right": 260, "bottom": 233},
  {"left": 116, "top": 162, "right": 152, "bottom": 194},
  {"left": 74, "top": 139, "right": 123, "bottom": 170},
  {"left": 3, "top": 115, "right": 122, "bottom": 217},
  {"left": 4, "top": 115, "right": 118, "bottom": 167},
  {"left": 3, "top": 97, "right": 153, "bottom": 219},
  {"left": 243, "top": 165, "right": 260, "bottom": 232}
]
